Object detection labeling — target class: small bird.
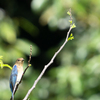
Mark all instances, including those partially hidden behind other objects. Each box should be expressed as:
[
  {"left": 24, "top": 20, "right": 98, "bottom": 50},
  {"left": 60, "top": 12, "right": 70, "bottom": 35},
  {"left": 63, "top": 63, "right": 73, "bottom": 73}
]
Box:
[{"left": 10, "top": 58, "right": 24, "bottom": 100}]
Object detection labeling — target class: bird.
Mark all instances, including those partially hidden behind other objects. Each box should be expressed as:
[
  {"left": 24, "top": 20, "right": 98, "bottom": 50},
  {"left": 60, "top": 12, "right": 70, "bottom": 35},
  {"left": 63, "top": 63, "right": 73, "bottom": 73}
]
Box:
[{"left": 10, "top": 58, "right": 24, "bottom": 100}]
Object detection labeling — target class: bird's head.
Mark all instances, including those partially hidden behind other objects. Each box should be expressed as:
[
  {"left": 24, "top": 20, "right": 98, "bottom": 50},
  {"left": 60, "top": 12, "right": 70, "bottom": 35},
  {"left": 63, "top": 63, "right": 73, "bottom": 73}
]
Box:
[{"left": 15, "top": 58, "right": 24, "bottom": 66}]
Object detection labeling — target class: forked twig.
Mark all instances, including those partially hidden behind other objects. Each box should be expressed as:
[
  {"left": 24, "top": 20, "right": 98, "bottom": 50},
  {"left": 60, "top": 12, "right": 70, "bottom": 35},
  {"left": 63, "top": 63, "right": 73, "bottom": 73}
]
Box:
[{"left": 10, "top": 45, "right": 32, "bottom": 100}]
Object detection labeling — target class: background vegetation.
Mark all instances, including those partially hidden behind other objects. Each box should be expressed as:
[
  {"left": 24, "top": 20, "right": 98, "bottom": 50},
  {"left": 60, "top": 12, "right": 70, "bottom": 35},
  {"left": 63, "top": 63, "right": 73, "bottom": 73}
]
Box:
[{"left": 0, "top": 0, "right": 100, "bottom": 100}]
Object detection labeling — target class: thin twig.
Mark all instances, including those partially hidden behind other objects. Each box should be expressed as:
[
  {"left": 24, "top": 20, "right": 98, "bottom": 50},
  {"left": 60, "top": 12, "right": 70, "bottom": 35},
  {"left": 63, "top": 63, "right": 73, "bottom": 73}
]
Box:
[
  {"left": 23, "top": 9, "right": 73, "bottom": 100},
  {"left": 15, "top": 45, "right": 32, "bottom": 92},
  {"left": 10, "top": 45, "right": 32, "bottom": 100}
]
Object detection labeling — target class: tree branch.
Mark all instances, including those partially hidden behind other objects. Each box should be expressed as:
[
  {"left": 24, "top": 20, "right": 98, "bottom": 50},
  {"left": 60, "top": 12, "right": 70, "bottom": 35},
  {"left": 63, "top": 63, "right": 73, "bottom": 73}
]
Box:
[
  {"left": 23, "top": 9, "right": 74, "bottom": 100},
  {"left": 15, "top": 45, "right": 32, "bottom": 92},
  {"left": 10, "top": 45, "right": 32, "bottom": 100}
]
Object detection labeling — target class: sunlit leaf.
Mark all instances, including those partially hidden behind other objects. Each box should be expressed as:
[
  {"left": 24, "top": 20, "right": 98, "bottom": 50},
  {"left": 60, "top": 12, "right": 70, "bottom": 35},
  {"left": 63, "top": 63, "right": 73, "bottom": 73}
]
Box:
[
  {"left": 67, "top": 11, "right": 71, "bottom": 15},
  {"left": 71, "top": 23, "right": 76, "bottom": 29}
]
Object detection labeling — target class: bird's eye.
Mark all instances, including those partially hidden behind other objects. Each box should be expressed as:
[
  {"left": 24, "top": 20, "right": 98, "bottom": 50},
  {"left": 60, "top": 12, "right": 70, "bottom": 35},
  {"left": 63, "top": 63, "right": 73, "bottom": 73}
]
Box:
[{"left": 17, "top": 60, "right": 20, "bottom": 61}]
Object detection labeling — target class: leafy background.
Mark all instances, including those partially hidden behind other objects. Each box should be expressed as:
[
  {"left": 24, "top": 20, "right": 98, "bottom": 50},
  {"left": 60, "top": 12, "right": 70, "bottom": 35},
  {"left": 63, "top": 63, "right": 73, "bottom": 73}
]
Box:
[{"left": 0, "top": 0, "right": 100, "bottom": 100}]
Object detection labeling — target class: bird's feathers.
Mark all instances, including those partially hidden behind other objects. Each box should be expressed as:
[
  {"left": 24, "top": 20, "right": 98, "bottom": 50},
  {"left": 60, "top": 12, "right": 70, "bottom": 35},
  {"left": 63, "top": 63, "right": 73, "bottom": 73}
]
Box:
[
  {"left": 9, "top": 58, "right": 24, "bottom": 100},
  {"left": 10, "top": 65, "right": 18, "bottom": 92}
]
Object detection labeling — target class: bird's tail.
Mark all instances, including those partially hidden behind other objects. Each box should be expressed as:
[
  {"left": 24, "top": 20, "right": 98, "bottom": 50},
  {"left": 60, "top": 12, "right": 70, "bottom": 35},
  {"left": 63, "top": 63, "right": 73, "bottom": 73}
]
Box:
[
  {"left": 10, "top": 93, "right": 14, "bottom": 100},
  {"left": 10, "top": 84, "right": 17, "bottom": 100}
]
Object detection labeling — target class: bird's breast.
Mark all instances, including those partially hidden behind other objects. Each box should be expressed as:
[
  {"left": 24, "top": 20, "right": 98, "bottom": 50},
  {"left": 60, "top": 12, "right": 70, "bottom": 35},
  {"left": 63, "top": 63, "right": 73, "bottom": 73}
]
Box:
[{"left": 17, "top": 66, "right": 23, "bottom": 83}]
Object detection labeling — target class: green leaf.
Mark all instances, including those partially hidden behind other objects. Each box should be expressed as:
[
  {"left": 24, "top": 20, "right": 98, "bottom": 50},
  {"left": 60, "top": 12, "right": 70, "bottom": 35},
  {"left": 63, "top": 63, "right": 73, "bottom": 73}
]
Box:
[
  {"left": 71, "top": 23, "right": 76, "bottom": 29},
  {"left": 68, "top": 33, "right": 74, "bottom": 41},
  {"left": 67, "top": 11, "right": 71, "bottom": 16},
  {"left": 69, "top": 20, "right": 72, "bottom": 24},
  {"left": 29, "top": 64, "right": 31, "bottom": 66},
  {"left": 0, "top": 56, "right": 12, "bottom": 70},
  {"left": 0, "top": 60, "right": 3, "bottom": 69},
  {"left": 70, "top": 33, "right": 73, "bottom": 36}
]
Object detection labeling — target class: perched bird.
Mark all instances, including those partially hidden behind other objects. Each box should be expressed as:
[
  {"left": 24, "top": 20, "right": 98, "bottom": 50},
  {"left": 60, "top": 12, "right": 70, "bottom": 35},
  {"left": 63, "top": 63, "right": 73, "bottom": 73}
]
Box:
[{"left": 10, "top": 58, "right": 24, "bottom": 100}]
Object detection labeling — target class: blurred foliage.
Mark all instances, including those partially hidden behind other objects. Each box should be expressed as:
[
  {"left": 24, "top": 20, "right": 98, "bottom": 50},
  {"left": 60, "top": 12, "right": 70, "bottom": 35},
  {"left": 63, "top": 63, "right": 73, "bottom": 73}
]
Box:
[
  {"left": 0, "top": 0, "right": 100, "bottom": 100},
  {"left": 0, "top": 56, "right": 12, "bottom": 70}
]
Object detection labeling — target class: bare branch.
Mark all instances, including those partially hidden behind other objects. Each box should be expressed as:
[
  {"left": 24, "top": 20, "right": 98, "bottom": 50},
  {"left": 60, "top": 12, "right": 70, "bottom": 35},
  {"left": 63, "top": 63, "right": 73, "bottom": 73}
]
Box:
[
  {"left": 15, "top": 45, "right": 32, "bottom": 92},
  {"left": 21, "top": 45, "right": 32, "bottom": 80},
  {"left": 10, "top": 45, "right": 32, "bottom": 100},
  {"left": 23, "top": 9, "right": 73, "bottom": 100}
]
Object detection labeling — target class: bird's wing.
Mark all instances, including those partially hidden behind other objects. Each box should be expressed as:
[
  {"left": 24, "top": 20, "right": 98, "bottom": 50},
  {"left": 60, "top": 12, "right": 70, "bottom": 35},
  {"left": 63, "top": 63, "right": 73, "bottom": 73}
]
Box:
[{"left": 10, "top": 65, "right": 18, "bottom": 93}]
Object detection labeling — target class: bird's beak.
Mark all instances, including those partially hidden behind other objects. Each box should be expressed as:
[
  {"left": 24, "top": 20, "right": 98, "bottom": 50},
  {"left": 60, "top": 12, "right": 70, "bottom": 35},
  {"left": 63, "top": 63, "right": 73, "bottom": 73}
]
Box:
[{"left": 22, "top": 59, "right": 24, "bottom": 61}]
